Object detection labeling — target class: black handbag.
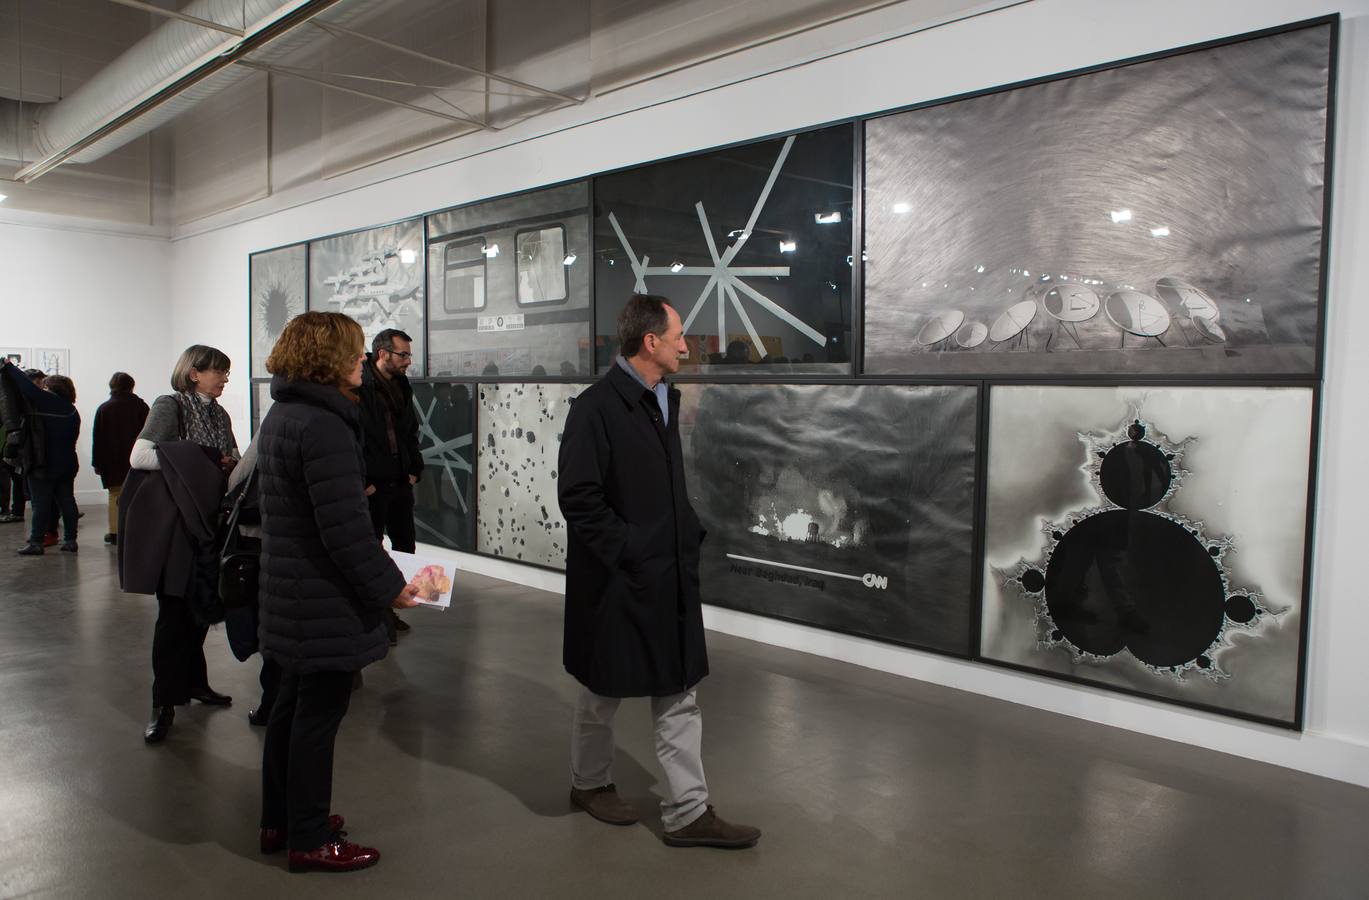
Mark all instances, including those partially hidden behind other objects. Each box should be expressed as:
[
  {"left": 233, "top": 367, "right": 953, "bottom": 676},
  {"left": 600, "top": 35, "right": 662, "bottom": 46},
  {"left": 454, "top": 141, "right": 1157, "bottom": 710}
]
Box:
[{"left": 219, "top": 468, "right": 260, "bottom": 610}]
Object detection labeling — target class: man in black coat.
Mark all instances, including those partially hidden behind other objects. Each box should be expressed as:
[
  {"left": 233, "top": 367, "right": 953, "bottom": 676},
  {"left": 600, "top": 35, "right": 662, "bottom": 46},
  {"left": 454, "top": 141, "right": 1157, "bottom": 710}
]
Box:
[
  {"left": 92, "top": 372, "right": 150, "bottom": 545},
  {"left": 558, "top": 294, "right": 760, "bottom": 849},
  {"left": 357, "top": 328, "right": 423, "bottom": 641}
]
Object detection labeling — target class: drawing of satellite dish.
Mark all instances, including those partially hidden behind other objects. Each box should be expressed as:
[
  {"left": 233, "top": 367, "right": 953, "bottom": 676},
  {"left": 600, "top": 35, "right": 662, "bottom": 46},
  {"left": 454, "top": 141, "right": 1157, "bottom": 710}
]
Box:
[
  {"left": 990, "top": 300, "right": 1038, "bottom": 345},
  {"left": 1043, "top": 284, "right": 1100, "bottom": 323},
  {"left": 956, "top": 321, "right": 988, "bottom": 348},
  {"left": 1192, "top": 314, "right": 1227, "bottom": 343},
  {"left": 917, "top": 310, "right": 965, "bottom": 346},
  {"left": 1155, "top": 277, "right": 1220, "bottom": 321},
  {"left": 1105, "top": 290, "right": 1171, "bottom": 337}
]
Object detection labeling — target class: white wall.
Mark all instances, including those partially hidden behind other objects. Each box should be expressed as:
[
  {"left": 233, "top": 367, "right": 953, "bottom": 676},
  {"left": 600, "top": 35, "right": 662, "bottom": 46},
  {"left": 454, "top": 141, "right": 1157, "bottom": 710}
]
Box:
[
  {"left": 0, "top": 221, "right": 172, "bottom": 505},
  {"left": 169, "top": 0, "right": 1369, "bottom": 786}
]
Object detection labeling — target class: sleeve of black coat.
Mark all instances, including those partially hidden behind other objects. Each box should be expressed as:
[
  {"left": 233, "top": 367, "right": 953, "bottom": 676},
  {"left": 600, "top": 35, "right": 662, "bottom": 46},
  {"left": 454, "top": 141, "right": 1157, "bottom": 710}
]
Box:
[
  {"left": 301, "top": 414, "right": 407, "bottom": 611},
  {"left": 557, "top": 397, "right": 637, "bottom": 570}
]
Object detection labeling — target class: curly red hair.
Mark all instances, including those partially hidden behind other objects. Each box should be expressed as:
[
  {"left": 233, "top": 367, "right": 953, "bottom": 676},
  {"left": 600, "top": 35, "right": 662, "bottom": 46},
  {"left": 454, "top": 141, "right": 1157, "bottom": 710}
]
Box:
[{"left": 266, "top": 311, "right": 364, "bottom": 390}]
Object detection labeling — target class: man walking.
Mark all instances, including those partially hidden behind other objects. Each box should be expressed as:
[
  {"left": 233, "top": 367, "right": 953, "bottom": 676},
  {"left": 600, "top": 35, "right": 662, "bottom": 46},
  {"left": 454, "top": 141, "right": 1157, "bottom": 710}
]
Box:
[
  {"left": 358, "top": 329, "right": 423, "bottom": 643},
  {"left": 557, "top": 294, "right": 760, "bottom": 849}
]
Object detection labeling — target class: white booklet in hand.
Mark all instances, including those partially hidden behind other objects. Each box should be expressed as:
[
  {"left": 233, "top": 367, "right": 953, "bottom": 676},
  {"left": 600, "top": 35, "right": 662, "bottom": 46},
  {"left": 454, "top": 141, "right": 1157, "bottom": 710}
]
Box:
[{"left": 388, "top": 549, "right": 454, "bottom": 610}]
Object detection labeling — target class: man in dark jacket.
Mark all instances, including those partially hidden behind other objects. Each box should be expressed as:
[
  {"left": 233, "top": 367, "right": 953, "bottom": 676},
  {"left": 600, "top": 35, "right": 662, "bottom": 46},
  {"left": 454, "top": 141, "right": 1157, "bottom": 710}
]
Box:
[
  {"left": 92, "top": 372, "right": 150, "bottom": 545},
  {"left": 1, "top": 363, "right": 80, "bottom": 555},
  {"left": 557, "top": 294, "right": 760, "bottom": 849},
  {"left": 357, "top": 329, "right": 422, "bottom": 642}
]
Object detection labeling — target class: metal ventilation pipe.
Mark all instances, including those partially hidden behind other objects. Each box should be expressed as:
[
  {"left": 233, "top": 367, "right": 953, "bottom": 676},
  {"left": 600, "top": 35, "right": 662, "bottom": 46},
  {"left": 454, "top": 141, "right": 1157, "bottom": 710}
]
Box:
[{"left": 13, "top": 0, "right": 384, "bottom": 178}]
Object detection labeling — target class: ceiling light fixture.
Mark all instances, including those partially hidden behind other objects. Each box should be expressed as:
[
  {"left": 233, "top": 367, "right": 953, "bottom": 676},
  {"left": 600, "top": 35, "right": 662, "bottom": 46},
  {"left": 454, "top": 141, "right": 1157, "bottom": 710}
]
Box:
[
  {"left": 1150, "top": 226, "right": 1170, "bottom": 237},
  {"left": 482, "top": 243, "right": 500, "bottom": 258},
  {"left": 670, "top": 261, "right": 684, "bottom": 273},
  {"left": 562, "top": 253, "right": 577, "bottom": 266},
  {"left": 778, "top": 240, "right": 797, "bottom": 253},
  {"left": 399, "top": 248, "right": 417, "bottom": 264},
  {"left": 892, "top": 202, "right": 911, "bottom": 215},
  {"left": 1110, "top": 209, "right": 1133, "bottom": 223},
  {"left": 814, "top": 211, "right": 842, "bottom": 224}
]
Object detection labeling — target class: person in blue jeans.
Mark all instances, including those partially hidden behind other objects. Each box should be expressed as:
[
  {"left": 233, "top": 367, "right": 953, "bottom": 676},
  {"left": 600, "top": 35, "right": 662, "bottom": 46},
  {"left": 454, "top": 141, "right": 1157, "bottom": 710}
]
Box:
[{"left": 0, "top": 361, "right": 81, "bottom": 555}]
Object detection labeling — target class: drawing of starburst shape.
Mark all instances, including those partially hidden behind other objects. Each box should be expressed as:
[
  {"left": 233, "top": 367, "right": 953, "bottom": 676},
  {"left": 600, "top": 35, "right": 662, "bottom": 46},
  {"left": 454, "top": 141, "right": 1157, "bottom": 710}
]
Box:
[
  {"left": 606, "top": 135, "right": 827, "bottom": 355},
  {"left": 414, "top": 393, "right": 472, "bottom": 515}
]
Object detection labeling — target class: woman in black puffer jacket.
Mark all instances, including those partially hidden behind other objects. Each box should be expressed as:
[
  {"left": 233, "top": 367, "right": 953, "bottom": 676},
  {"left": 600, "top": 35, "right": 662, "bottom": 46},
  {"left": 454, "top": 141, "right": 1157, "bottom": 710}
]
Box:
[{"left": 256, "top": 311, "right": 418, "bottom": 874}]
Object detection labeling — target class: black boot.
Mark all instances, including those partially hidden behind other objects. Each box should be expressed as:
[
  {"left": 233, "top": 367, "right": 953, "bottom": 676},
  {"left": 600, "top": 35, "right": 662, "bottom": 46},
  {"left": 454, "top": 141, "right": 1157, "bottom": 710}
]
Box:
[{"left": 144, "top": 707, "right": 175, "bottom": 744}]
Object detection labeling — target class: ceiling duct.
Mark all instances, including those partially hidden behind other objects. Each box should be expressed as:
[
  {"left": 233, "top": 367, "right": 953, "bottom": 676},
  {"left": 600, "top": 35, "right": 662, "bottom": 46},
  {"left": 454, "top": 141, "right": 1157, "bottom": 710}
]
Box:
[{"left": 9, "top": 0, "right": 390, "bottom": 181}]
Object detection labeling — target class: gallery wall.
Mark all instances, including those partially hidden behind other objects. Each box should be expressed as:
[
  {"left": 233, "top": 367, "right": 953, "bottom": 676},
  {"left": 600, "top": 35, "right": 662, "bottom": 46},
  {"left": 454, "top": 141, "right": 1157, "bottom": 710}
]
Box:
[
  {"left": 167, "top": 0, "right": 1369, "bottom": 785},
  {"left": 0, "top": 222, "right": 173, "bottom": 503}
]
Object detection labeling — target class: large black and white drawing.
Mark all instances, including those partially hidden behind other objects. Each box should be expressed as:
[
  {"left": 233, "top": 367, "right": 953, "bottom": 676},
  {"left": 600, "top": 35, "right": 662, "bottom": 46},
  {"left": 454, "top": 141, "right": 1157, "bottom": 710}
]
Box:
[
  {"left": 981, "top": 385, "right": 1314, "bottom": 725},
  {"left": 595, "top": 125, "right": 854, "bottom": 373},
  {"left": 679, "top": 383, "right": 978, "bottom": 654},
  {"left": 477, "top": 383, "right": 589, "bottom": 568},
  {"left": 309, "top": 218, "right": 426, "bottom": 375},
  {"left": 250, "top": 381, "right": 274, "bottom": 435},
  {"left": 250, "top": 243, "right": 306, "bottom": 377},
  {"left": 427, "top": 182, "right": 592, "bottom": 378},
  {"left": 412, "top": 382, "right": 476, "bottom": 551},
  {"left": 864, "top": 22, "right": 1332, "bottom": 377}
]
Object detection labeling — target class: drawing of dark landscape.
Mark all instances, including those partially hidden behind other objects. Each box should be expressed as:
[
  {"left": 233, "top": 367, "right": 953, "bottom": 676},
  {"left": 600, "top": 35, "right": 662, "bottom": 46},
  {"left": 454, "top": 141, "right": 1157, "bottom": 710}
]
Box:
[
  {"left": 412, "top": 382, "right": 476, "bottom": 551},
  {"left": 679, "top": 383, "right": 978, "bottom": 654}
]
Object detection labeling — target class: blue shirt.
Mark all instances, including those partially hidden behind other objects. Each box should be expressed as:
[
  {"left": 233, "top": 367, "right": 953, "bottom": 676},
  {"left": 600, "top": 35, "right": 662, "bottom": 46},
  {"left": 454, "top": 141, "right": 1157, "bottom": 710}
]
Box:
[{"left": 615, "top": 356, "right": 668, "bottom": 427}]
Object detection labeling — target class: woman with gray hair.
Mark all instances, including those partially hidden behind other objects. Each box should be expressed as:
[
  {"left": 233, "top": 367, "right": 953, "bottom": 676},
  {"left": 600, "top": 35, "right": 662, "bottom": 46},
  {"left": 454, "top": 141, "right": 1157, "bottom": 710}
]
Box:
[{"left": 127, "top": 344, "right": 239, "bottom": 744}]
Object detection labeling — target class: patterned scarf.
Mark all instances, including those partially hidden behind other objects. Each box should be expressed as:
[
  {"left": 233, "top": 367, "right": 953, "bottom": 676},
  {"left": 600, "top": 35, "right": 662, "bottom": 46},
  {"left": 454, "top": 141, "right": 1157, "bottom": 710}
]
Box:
[{"left": 176, "top": 391, "right": 236, "bottom": 457}]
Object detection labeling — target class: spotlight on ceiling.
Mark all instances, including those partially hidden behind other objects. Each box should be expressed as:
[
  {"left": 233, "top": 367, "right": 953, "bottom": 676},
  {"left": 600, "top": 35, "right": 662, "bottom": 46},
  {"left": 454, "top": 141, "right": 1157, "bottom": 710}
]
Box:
[
  {"left": 814, "top": 211, "right": 842, "bottom": 224},
  {"left": 670, "top": 261, "right": 684, "bottom": 273},
  {"left": 399, "top": 248, "right": 417, "bottom": 264},
  {"left": 482, "top": 243, "right": 500, "bottom": 258},
  {"left": 1150, "top": 226, "right": 1170, "bottom": 237},
  {"left": 562, "top": 253, "right": 577, "bottom": 266},
  {"left": 1110, "top": 208, "right": 1133, "bottom": 223},
  {"left": 778, "top": 240, "right": 797, "bottom": 253}
]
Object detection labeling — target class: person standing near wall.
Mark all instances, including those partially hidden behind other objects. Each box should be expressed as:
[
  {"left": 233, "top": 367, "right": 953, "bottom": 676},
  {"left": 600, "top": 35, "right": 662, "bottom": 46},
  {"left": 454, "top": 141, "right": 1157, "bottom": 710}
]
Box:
[
  {"left": 256, "top": 311, "right": 419, "bottom": 872},
  {"left": 126, "top": 345, "right": 238, "bottom": 743},
  {"left": 91, "top": 372, "right": 149, "bottom": 546},
  {"left": 556, "top": 293, "right": 761, "bottom": 849},
  {"left": 357, "top": 328, "right": 423, "bottom": 645},
  {"left": 0, "top": 362, "right": 81, "bottom": 556}
]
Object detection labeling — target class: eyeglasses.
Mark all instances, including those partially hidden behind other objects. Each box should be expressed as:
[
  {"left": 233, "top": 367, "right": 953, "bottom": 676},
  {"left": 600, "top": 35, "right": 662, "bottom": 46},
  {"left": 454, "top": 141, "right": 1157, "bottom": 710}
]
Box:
[{"left": 384, "top": 349, "right": 413, "bottom": 360}]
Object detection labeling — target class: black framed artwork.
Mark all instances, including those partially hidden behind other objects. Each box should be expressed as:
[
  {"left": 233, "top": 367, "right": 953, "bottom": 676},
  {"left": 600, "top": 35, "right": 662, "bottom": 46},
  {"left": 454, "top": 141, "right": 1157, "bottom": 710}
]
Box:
[
  {"left": 411, "top": 382, "right": 477, "bottom": 551},
  {"left": 309, "top": 217, "right": 427, "bottom": 376},
  {"left": 863, "top": 21, "right": 1333, "bottom": 378},
  {"left": 679, "top": 382, "right": 979, "bottom": 655},
  {"left": 979, "top": 384, "right": 1315, "bottom": 727},
  {"left": 427, "top": 182, "right": 592, "bottom": 378},
  {"left": 249, "top": 243, "right": 306, "bottom": 378},
  {"left": 594, "top": 124, "right": 855, "bottom": 374}
]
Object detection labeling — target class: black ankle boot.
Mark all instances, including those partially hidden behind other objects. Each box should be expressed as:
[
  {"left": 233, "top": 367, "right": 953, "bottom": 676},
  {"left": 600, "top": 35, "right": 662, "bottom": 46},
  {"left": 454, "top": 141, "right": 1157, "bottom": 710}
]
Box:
[{"left": 144, "top": 706, "right": 175, "bottom": 744}]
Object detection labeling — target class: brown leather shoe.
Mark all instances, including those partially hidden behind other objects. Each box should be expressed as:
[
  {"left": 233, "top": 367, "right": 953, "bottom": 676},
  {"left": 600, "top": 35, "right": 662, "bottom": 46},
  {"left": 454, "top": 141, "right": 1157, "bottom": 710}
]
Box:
[
  {"left": 570, "top": 784, "right": 638, "bottom": 826},
  {"left": 260, "top": 815, "right": 345, "bottom": 853},
  {"left": 287, "top": 837, "right": 379, "bottom": 873},
  {"left": 663, "top": 806, "right": 760, "bottom": 848}
]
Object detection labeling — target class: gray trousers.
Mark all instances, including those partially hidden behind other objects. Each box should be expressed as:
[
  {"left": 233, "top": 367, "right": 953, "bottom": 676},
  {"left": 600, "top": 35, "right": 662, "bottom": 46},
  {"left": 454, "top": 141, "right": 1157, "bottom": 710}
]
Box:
[{"left": 571, "top": 686, "right": 709, "bottom": 831}]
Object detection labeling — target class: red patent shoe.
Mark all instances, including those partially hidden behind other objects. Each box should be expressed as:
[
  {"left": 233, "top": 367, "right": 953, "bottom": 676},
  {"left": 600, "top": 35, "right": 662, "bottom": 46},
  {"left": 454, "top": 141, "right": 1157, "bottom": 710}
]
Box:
[
  {"left": 287, "top": 837, "right": 379, "bottom": 873},
  {"left": 260, "top": 815, "right": 345, "bottom": 853}
]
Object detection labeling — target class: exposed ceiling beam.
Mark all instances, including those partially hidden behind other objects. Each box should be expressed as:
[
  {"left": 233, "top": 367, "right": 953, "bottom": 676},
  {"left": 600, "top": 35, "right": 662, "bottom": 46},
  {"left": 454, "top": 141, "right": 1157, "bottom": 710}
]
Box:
[
  {"left": 309, "top": 19, "right": 584, "bottom": 106},
  {"left": 14, "top": 0, "right": 346, "bottom": 184},
  {"left": 236, "top": 60, "right": 492, "bottom": 130},
  {"left": 107, "top": 0, "right": 247, "bottom": 38}
]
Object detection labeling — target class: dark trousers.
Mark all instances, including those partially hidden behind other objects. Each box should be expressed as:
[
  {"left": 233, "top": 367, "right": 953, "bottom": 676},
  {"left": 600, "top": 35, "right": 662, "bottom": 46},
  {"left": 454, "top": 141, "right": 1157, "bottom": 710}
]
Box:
[
  {"left": 2, "top": 467, "right": 21, "bottom": 517},
  {"left": 151, "top": 592, "right": 210, "bottom": 707},
  {"left": 367, "top": 479, "right": 416, "bottom": 553},
  {"left": 26, "top": 473, "right": 77, "bottom": 545},
  {"left": 258, "top": 657, "right": 282, "bottom": 716},
  {"left": 261, "top": 668, "right": 354, "bottom": 851},
  {"left": 369, "top": 480, "right": 415, "bottom": 638}
]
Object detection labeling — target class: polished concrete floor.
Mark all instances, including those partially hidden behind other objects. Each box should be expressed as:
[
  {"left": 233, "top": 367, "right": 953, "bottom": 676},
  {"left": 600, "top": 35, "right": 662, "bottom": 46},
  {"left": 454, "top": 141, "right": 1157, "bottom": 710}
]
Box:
[{"left": 2, "top": 512, "right": 1368, "bottom": 899}]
